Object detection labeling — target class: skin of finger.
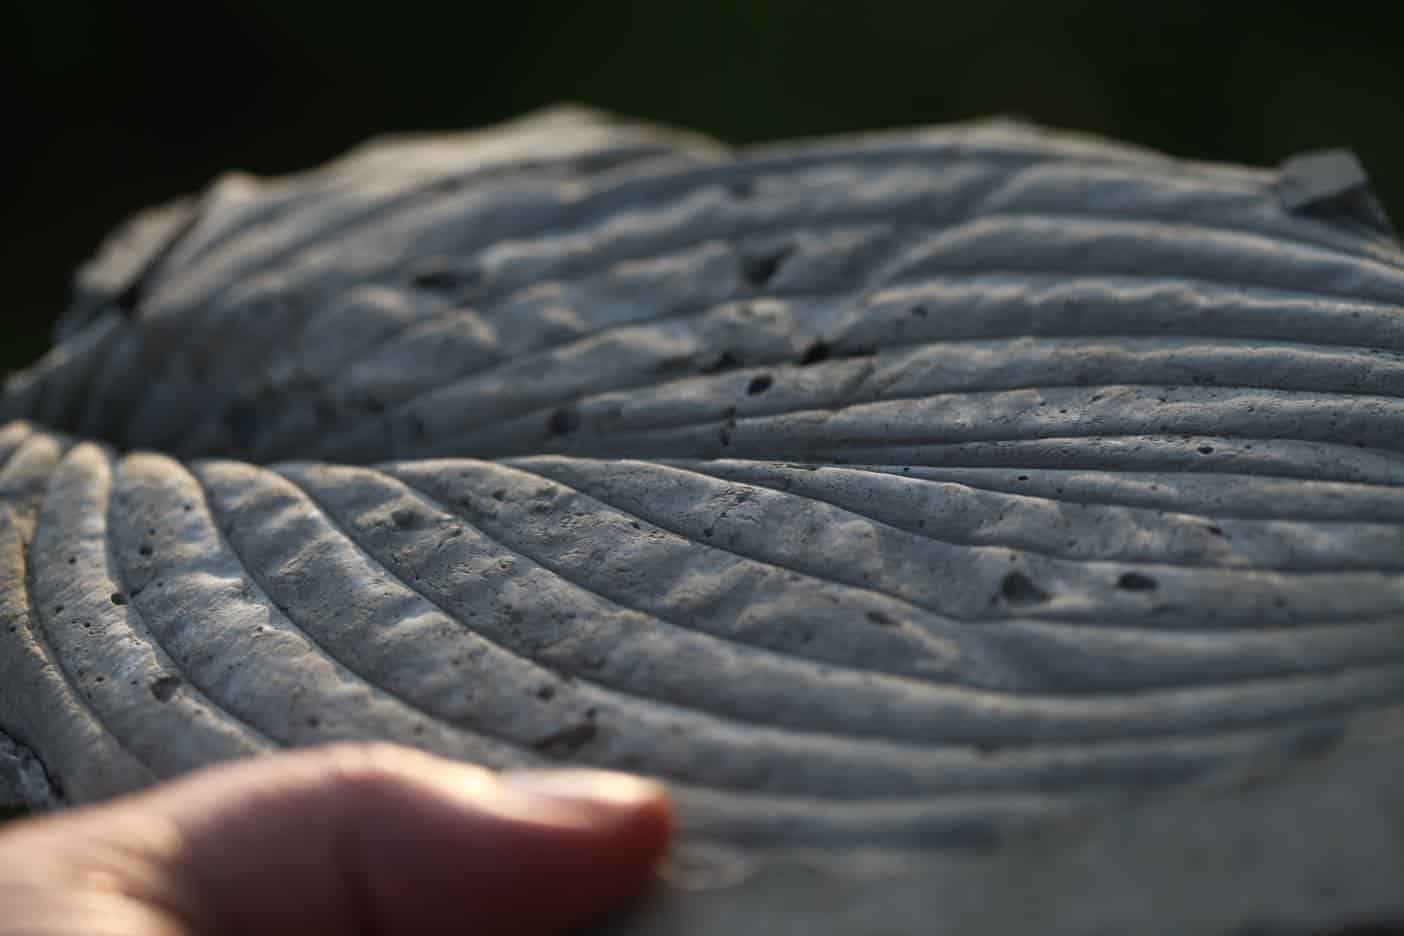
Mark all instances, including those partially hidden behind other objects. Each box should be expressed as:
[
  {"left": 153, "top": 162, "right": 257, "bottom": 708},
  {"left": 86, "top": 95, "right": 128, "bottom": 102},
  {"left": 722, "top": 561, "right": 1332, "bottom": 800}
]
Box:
[
  {"left": 0, "top": 744, "right": 671, "bottom": 936},
  {"left": 0, "top": 804, "right": 201, "bottom": 936}
]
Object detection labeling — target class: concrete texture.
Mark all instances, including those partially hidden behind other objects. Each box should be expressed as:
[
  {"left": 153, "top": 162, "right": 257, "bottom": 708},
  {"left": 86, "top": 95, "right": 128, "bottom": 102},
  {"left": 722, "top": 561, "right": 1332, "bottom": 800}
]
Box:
[
  {"left": 0, "top": 728, "right": 56, "bottom": 810},
  {"left": 1, "top": 106, "right": 1402, "bottom": 932}
]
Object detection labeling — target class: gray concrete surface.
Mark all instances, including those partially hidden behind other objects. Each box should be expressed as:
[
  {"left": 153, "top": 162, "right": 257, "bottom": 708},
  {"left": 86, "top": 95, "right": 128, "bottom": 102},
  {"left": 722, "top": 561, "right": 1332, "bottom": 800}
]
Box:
[{"left": 2, "top": 106, "right": 1402, "bottom": 933}]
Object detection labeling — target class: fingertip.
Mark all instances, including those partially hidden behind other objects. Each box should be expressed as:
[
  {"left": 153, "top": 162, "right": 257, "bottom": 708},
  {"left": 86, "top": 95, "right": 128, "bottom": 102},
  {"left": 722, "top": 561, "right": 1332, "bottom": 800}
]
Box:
[
  {"left": 499, "top": 768, "right": 676, "bottom": 909},
  {"left": 140, "top": 746, "right": 676, "bottom": 936},
  {"left": 361, "top": 763, "right": 675, "bottom": 934},
  {"left": 496, "top": 768, "right": 673, "bottom": 831}
]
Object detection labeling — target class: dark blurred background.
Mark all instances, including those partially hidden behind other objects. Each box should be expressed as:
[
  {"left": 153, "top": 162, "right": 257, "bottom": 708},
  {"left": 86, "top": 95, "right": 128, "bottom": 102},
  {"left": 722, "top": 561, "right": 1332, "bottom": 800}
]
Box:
[{"left": 5, "top": 0, "right": 1402, "bottom": 376}]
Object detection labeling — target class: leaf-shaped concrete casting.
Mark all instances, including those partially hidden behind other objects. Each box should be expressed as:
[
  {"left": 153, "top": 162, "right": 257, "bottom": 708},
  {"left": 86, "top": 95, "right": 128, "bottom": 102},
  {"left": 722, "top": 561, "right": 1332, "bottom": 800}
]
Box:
[{"left": 2, "top": 106, "right": 1403, "bottom": 933}]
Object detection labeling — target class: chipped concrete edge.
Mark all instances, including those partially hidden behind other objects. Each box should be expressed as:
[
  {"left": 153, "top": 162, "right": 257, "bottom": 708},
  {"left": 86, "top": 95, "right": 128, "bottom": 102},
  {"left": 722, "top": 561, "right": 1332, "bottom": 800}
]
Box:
[{"left": 0, "top": 726, "right": 62, "bottom": 812}]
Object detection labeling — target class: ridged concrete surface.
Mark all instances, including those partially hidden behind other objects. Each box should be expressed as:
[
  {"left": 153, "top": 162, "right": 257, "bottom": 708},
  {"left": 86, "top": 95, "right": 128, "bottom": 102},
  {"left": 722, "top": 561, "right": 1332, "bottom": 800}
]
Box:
[{"left": 2, "top": 106, "right": 1401, "bottom": 933}]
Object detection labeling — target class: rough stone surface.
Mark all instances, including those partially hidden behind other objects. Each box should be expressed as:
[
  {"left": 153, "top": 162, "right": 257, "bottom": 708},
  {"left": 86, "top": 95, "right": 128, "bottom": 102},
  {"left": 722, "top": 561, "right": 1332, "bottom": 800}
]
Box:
[
  {"left": 0, "top": 728, "right": 59, "bottom": 810},
  {"left": 1, "top": 105, "right": 1402, "bottom": 932}
]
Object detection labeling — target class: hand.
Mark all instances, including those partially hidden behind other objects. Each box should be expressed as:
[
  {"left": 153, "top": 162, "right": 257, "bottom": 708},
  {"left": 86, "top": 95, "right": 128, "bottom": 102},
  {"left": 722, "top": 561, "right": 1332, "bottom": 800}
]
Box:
[{"left": 0, "top": 743, "right": 672, "bottom": 935}]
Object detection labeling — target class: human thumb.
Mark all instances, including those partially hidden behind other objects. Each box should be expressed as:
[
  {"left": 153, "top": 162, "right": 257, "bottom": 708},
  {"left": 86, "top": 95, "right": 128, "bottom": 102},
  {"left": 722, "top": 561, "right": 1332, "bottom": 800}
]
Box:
[{"left": 0, "top": 743, "right": 673, "bottom": 936}]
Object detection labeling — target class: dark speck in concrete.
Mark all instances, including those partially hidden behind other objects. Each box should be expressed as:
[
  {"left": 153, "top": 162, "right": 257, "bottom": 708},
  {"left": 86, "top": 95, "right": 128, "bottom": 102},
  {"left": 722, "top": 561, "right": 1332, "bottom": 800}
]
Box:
[
  {"left": 149, "top": 676, "right": 182, "bottom": 702},
  {"left": 1000, "top": 571, "right": 1050, "bottom": 606},
  {"left": 1117, "top": 572, "right": 1159, "bottom": 592},
  {"left": 533, "top": 721, "right": 598, "bottom": 758},
  {"left": 740, "top": 246, "right": 793, "bottom": 289},
  {"left": 547, "top": 405, "right": 583, "bottom": 437}
]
